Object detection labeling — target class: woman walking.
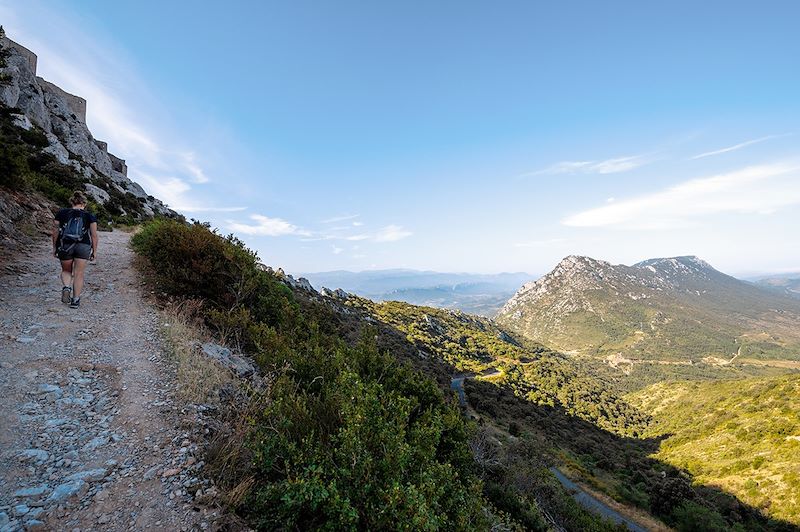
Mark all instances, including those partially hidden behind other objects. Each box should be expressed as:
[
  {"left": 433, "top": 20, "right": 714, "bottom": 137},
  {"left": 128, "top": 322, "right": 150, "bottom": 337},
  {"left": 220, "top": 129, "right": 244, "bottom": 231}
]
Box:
[{"left": 52, "top": 191, "right": 98, "bottom": 308}]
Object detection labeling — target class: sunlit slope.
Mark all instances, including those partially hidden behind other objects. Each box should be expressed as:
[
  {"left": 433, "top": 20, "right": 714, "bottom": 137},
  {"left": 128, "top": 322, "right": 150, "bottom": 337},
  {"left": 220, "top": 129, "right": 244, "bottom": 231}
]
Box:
[
  {"left": 628, "top": 375, "right": 800, "bottom": 525},
  {"left": 497, "top": 255, "right": 800, "bottom": 365}
]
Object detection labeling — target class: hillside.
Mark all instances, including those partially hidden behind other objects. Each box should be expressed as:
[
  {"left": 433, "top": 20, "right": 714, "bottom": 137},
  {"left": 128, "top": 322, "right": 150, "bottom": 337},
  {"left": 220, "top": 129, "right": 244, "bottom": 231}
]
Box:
[
  {"left": 753, "top": 274, "right": 800, "bottom": 300},
  {"left": 0, "top": 28, "right": 176, "bottom": 249},
  {"left": 496, "top": 255, "right": 800, "bottom": 388},
  {"left": 302, "top": 269, "right": 532, "bottom": 316},
  {"left": 340, "top": 297, "right": 650, "bottom": 437},
  {"left": 628, "top": 375, "right": 800, "bottom": 525}
]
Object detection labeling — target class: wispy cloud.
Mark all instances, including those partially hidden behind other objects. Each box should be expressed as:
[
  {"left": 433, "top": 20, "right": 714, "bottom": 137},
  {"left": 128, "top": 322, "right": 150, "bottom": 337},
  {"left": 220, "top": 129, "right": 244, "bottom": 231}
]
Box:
[
  {"left": 562, "top": 163, "right": 800, "bottom": 229},
  {"left": 691, "top": 134, "right": 791, "bottom": 160},
  {"left": 373, "top": 225, "right": 413, "bottom": 242},
  {"left": 321, "top": 214, "right": 360, "bottom": 224},
  {"left": 521, "top": 154, "right": 649, "bottom": 177},
  {"left": 227, "top": 214, "right": 310, "bottom": 236},
  {"left": 229, "top": 214, "right": 412, "bottom": 243}
]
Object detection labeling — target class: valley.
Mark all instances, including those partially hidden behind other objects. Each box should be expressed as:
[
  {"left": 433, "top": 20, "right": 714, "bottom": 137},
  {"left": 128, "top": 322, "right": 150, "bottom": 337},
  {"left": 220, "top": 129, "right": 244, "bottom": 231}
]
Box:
[{"left": 3, "top": 22, "right": 800, "bottom": 531}]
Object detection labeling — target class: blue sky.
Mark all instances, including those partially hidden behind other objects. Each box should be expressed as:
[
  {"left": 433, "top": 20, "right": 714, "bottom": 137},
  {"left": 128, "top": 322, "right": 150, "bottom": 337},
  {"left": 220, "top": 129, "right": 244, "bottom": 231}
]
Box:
[{"left": 3, "top": 1, "right": 799, "bottom": 276}]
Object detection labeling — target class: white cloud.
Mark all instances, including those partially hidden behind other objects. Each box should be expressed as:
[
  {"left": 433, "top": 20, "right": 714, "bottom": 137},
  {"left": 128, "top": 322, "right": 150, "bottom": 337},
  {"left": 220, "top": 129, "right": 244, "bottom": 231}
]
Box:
[
  {"left": 522, "top": 155, "right": 649, "bottom": 177},
  {"left": 227, "top": 214, "right": 309, "bottom": 236},
  {"left": 691, "top": 134, "right": 790, "bottom": 160},
  {"left": 321, "top": 214, "right": 360, "bottom": 223},
  {"left": 332, "top": 245, "right": 343, "bottom": 255},
  {"left": 373, "top": 224, "right": 412, "bottom": 242},
  {"left": 563, "top": 163, "right": 800, "bottom": 229}
]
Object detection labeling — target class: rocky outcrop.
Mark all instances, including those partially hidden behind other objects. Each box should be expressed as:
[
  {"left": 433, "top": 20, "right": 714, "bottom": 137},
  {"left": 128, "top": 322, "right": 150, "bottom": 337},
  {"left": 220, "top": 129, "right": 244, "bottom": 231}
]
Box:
[{"left": 0, "top": 28, "right": 174, "bottom": 219}]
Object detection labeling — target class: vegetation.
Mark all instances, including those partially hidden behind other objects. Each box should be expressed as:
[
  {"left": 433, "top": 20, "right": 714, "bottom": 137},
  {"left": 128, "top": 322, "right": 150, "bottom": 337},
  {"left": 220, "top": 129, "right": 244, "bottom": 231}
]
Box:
[
  {"left": 132, "top": 219, "right": 628, "bottom": 530},
  {"left": 131, "top": 222, "right": 799, "bottom": 530},
  {"left": 629, "top": 375, "right": 800, "bottom": 525},
  {"left": 0, "top": 40, "right": 157, "bottom": 225},
  {"left": 347, "top": 299, "right": 650, "bottom": 437},
  {"left": 496, "top": 256, "right": 800, "bottom": 393},
  {"left": 0, "top": 103, "right": 149, "bottom": 224}
]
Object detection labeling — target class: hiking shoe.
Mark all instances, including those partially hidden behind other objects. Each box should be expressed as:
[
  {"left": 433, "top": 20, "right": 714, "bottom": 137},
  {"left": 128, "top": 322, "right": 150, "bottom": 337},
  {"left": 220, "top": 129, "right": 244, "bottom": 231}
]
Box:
[
  {"left": 69, "top": 297, "right": 80, "bottom": 309},
  {"left": 61, "top": 286, "right": 72, "bottom": 304}
]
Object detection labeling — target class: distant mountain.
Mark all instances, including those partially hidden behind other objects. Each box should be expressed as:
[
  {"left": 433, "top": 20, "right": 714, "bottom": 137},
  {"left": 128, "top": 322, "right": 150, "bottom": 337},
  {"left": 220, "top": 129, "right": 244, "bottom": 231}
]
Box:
[
  {"left": 301, "top": 269, "right": 533, "bottom": 316},
  {"left": 749, "top": 273, "right": 800, "bottom": 299},
  {"left": 496, "top": 255, "right": 800, "bottom": 376}
]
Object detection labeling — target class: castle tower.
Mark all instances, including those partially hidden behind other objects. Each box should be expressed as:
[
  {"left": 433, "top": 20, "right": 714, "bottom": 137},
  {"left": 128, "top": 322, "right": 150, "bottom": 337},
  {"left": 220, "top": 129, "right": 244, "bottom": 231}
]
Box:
[{"left": 0, "top": 26, "right": 39, "bottom": 75}]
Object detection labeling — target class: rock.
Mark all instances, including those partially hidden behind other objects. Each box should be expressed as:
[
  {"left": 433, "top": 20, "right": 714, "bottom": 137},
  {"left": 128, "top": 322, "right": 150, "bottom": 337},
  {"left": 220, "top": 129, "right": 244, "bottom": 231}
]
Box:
[
  {"left": 84, "top": 183, "right": 110, "bottom": 204},
  {"left": 19, "top": 449, "right": 49, "bottom": 462},
  {"left": 14, "top": 485, "right": 48, "bottom": 498},
  {"left": 12, "top": 505, "right": 30, "bottom": 517},
  {"left": 143, "top": 466, "right": 159, "bottom": 481},
  {"left": 35, "top": 384, "right": 61, "bottom": 395},
  {"left": 15, "top": 336, "right": 35, "bottom": 343},
  {"left": 162, "top": 468, "right": 180, "bottom": 478},
  {"left": 46, "top": 480, "right": 86, "bottom": 503},
  {"left": 24, "top": 519, "right": 46, "bottom": 531},
  {"left": 0, "top": 512, "right": 8, "bottom": 527},
  {"left": 44, "top": 418, "right": 70, "bottom": 428},
  {"left": 200, "top": 342, "right": 256, "bottom": 378},
  {"left": 64, "top": 468, "right": 107, "bottom": 482},
  {"left": 82, "top": 435, "right": 109, "bottom": 451},
  {"left": 0, "top": 31, "right": 177, "bottom": 219},
  {"left": 295, "top": 277, "right": 314, "bottom": 291},
  {"left": 11, "top": 113, "right": 32, "bottom": 130}
]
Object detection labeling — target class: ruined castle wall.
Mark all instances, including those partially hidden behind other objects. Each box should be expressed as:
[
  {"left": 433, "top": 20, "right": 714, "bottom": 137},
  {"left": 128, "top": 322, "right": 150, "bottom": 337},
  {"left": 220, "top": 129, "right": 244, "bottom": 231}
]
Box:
[
  {"left": 0, "top": 36, "right": 37, "bottom": 74},
  {"left": 108, "top": 152, "right": 128, "bottom": 177},
  {"left": 36, "top": 77, "right": 87, "bottom": 124}
]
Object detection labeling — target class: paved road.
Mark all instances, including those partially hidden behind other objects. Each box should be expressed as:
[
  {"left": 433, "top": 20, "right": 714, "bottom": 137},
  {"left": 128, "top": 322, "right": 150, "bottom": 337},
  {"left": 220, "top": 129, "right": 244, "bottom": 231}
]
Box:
[
  {"left": 450, "top": 376, "right": 466, "bottom": 406},
  {"left": 550, "top": 467, "right": 648, "bottom": 532},
  {"left": 450, "top": 374, "right": 648, "bottom": 531}
]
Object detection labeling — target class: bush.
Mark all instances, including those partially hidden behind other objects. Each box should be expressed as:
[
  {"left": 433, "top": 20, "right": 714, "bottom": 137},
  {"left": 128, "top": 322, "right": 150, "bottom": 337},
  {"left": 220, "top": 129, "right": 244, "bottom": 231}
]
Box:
[
  {"left": 670, "top": 501, "right": 729, "bottom": 531},
  {"left": 132, "top": 219, "right": 496, "bottom": 529}
]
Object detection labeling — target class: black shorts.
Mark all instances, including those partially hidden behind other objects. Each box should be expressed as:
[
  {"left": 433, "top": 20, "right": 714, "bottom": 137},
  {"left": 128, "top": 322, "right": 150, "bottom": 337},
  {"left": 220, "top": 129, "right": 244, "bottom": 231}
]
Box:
[{"left": 58, "top": 243, "right": 92, "bottom": 260}]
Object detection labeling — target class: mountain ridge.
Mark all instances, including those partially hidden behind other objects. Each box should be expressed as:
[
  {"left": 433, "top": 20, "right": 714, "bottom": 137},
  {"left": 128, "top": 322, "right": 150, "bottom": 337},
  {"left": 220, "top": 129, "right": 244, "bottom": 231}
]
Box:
[{"left": 496, "top": 253, "right": 800, "bottom": 386}]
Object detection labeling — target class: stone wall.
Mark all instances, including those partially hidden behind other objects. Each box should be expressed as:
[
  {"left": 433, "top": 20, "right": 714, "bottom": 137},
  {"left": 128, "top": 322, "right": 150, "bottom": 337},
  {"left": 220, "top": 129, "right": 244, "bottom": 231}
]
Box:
[
  {"left": 37, "top": 78, "right": 87, "bottom": 124},
  {"left": 108, "top": 153, "right": 128, "bottom": 177},
  {"left": 0, "top": 35, "right": 37, "bottom": 75}
]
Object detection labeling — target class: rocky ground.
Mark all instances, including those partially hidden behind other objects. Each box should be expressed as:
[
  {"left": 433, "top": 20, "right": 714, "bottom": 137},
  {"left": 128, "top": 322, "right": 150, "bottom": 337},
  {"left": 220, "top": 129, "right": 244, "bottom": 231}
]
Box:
[{"left": 0, "top": 231, "right": 224, "bottom": 531}]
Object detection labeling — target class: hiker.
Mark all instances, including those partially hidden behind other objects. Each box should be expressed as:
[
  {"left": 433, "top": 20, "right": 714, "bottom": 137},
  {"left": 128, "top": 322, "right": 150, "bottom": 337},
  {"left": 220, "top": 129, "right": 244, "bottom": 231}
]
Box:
[{"left": 52, "top": 191, "right": 98, "bottom": 308}]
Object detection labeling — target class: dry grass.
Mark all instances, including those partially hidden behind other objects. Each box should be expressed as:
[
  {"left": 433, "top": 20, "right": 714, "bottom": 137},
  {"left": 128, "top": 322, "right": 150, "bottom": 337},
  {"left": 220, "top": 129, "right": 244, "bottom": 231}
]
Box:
[{"left": 159, "top": 299, "right": 236, "bottom": 404}]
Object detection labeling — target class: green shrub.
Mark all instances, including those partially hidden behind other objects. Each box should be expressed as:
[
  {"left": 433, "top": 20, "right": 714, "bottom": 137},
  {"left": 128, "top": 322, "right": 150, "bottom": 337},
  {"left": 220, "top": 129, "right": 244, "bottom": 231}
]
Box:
[
  {"left": 132, "top": 219, "right": 498, "bottom": 529},
  {"left": 670, "top": 501, "right": 729, "bottom": 532}
]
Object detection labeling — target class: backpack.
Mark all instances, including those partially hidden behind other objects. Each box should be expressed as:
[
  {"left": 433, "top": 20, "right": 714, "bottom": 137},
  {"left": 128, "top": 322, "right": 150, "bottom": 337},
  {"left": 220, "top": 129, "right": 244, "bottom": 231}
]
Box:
[{"left": 59, "top": 210, "right": 88, "bottom": 251}]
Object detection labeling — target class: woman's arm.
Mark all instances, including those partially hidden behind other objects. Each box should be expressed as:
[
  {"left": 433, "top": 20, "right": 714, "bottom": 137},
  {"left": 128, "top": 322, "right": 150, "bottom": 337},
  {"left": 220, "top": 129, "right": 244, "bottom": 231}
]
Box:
[
  {"left": 90, "top": 222, "right": 98, "bottom": 260},
  {"left": 52, "top": 219, "right": 60, "bottom": 257}
]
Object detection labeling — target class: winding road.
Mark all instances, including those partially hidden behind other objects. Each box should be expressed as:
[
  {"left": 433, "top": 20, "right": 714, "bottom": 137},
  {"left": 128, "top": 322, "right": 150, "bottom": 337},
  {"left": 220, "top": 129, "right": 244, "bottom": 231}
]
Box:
[{"left": 451, "top": 375, "right": 650, "bottom": 531}]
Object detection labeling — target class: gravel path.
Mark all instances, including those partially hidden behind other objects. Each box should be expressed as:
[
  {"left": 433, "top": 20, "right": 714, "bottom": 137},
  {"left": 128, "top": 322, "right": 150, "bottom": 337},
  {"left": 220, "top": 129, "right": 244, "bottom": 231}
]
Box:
[{"left": 0, "top": 231, "right": 218, "bottom": 531}]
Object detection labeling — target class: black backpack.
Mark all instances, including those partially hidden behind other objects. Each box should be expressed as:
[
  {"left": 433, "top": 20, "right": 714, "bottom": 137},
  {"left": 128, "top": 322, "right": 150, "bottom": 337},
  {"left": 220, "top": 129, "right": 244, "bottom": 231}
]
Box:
[{"left": 59, "top": 210, "right": 88, "bottom": 251}]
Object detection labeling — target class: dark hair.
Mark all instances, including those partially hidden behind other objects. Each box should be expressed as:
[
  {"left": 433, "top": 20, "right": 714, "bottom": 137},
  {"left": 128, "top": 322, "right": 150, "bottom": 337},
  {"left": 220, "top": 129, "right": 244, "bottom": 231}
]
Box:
[{"left": 69, "top": 191, "right": 88, "bottom": 206}]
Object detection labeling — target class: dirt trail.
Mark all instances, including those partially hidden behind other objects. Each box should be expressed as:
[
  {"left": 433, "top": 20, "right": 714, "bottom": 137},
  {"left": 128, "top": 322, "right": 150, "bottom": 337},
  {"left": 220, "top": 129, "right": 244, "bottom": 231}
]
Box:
[{"left": 0, "top": 231, "right": 218, "bottom": 531}]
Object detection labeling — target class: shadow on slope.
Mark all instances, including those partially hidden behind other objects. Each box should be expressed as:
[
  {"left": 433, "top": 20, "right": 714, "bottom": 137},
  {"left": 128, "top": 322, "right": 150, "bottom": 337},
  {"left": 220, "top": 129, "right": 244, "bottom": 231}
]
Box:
[{"left": 464, "top": 378, "right": 799, "bottom": 531}]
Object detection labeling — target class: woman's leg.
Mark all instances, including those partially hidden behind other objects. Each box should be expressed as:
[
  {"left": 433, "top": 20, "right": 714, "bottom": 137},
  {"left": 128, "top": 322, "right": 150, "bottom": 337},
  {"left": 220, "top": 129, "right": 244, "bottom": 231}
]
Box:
[
  {"left": 72, "top": 258, "right": 88, "bottom": 299},
  {"left": 60, "top": 259, "right": 74, "bottom": 288}
]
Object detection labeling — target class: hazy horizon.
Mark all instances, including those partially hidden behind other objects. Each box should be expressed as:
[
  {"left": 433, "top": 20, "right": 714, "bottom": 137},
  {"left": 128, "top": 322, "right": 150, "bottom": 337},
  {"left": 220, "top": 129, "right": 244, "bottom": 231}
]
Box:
[{"left": 3, "top": 1, "right": 799, "bottom": 277}]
